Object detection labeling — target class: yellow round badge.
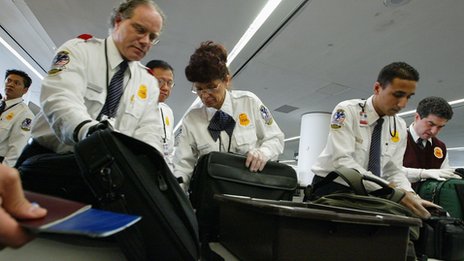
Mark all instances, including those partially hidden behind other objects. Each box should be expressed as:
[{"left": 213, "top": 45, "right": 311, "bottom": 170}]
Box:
[
  {"left": 5, "top": 112, "right": 14, "bottom": 121},
  {"left": 239, "top": 113, "right": 250, "bottom": 126},
  {"left": 137, "top": 85, "right": 147, "bottom": 99},
  {"left": 391, "top": 130, "right": 400, "bottom": 143},
  {"left": 434, "top": 147, "right": 443, "bottom": 159}
]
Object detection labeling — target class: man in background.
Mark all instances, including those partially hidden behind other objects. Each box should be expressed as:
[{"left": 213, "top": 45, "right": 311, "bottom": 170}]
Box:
[
  {"left": 146, "top": 60, "right": 175, "bottom": 170},
  {"left": 403, "top": 96, "right": 461, "bottom": 182},
  {"left": 0, "top": 69, "right": 34, "bottom": 167}
]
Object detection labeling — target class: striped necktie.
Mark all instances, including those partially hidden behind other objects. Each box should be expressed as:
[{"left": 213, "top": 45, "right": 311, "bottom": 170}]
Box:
[
  {"left": 368, "top": 118, "right": 384, "bottom": 177},
  {"left": 100, "top": 60, "right": 128, "bottom": 119}
]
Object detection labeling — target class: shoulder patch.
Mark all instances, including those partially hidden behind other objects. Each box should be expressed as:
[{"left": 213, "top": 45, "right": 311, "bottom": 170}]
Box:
[
  {"left": 48, "top": 50, "right": 70, "bottom": 75},
  {"left": 21, "top": 118, "right": 32, "bottom": 131},
  {"left": 331, "top": 109, "right": 346, "bottom": 129},
  {"left": 77, "top": 34, "right": 93, "bottom": 41},
  {"left": 259, "top": 105, "right": 274, "bottom": 125}
]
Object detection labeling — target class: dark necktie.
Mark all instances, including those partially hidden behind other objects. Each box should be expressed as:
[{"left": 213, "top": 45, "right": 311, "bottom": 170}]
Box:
[
  {"left": 0, "top": 101, "right": 5, "bottom": 114},
  {"left": 208, "top": 110, "right": 236, "bottom": 142},
  {"left": 368, "top": 118, "right": 384, "bottom": 177},
  {"left": 100, "top": 60, "right": 128, "bottom": 118},
  {"left": 417, "top": 138, "right": 425, "bottom": 149}
]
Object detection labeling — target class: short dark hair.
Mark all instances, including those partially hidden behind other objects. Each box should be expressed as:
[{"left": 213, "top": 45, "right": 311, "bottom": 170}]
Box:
[
  {"left": 110, "top": 0, "right": 165, "bottom": 31},
  {"left": 377, "top": 62, "right": 419, "bottom": 87},
  {"left": 146, "top": 60, "right": 174, "bottom": 74},
  {"left": 417, "top": 96, "right": 453, "bottom": 120},
  {"left": 185, "top": 41, "right": 229, "bottom": 83},
  {"left": 5, "top": 69, "right": 32, "bottom": 88}
]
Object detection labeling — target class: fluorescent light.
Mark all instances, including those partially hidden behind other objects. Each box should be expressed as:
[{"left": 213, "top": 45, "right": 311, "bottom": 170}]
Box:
[
  {"left": 448, "top": 147, "right": 464, "bottom": 152},
  {"left": 227, "top": 0, "right": 282, "bottom": 65},
  {"left": 284, "top": 136, "right": 300, "bottom": 142},
  {"left": 174, "top": 0, "right": 282, "bottom": 134},
  {"left": 396, "top": 109, "right": 416, "bottom": 117},
  {"left": 0, "top": 35, "right": 44, "bottom": 80}
]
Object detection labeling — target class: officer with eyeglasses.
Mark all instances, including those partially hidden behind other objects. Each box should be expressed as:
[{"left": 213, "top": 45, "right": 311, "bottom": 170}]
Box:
[
  {"left": 174, "top": 41, "right": 284, "bottom": 190},
  {"left": 146, "top": 59, "right": 175, "bottom": 170},
  {"left": 17, "top": 0, "right": 166, "bottom": 164}
]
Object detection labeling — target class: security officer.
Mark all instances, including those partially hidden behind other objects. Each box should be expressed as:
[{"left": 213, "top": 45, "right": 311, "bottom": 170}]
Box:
[
  {"left": 146, "top": 60, "right": 175, "bottom": 170},
  {"left": 21, "top": 0, "right": 165, "bottom": 159},
  {"left": 0, "top": 69, "right": 33, "bottom": 167},
  {"left": 403, "top": 96, "right": 461, "bottom": 181},
  {"left": 311, "top": 62, "right": 439, "bottom": 219},
  {"left": 174, "top": 41, "right": 284, "bottom": 189}
]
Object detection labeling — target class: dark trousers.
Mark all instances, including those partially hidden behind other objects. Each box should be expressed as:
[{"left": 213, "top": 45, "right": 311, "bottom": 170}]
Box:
[{"left": 16, "top": 139, "right": 95, "bottom": 204}]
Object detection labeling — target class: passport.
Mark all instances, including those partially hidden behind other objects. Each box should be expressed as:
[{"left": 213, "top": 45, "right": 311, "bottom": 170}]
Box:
[{"left": 19, "top": 191, "right": 141, "bottom": 238}]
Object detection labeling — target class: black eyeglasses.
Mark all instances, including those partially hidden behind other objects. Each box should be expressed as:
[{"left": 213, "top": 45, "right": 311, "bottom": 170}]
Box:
[{"left": 191, "top": 82, "right": 221, "bottom": 95}]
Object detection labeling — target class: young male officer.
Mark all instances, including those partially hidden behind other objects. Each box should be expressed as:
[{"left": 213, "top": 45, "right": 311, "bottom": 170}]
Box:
[
  {"left": 146, "top": 60, "right": 175, "bottom": 169},
  {"left": 403, "top": 96, "right": 461, "bottom": 182},
  {"left": 0, "top": 70, "right": 33, "bottom": 167},
  {"left": 311, "top": 62, "right": 438, "bottom": 219}
]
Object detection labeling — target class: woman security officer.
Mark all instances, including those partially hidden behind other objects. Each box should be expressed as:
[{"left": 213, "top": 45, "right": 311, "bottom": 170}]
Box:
[{"left": 173, "top": 41, "right": 284, "bottom": 189}]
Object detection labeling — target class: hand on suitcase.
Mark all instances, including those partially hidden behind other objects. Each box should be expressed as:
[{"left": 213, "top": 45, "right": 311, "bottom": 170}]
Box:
[
  {"left": 400, "top": 191, "right": 441, "bottom": 219},
  {"left": 86, "top": 120, "right": 114, "bottom": 137},
  {"left": 246, "top": 149, "right": 268, "bottom": 172},
  {"left": 420, "top": 169, "right": 462, "bottom": 181}
]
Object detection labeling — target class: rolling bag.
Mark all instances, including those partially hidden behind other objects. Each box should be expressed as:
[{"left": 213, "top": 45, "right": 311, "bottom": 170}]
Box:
[
  {"left": 189, "top": 151, "right": 298, "bottom": 243},
  {"left": 415, "top": 177, "right": 464, "bottom": 219},
  {"left": 216, "top": 194, "right": 422, "bottom": 261},
  {"left": 74, "top": 130, "right": 200, "bottom": 260}
]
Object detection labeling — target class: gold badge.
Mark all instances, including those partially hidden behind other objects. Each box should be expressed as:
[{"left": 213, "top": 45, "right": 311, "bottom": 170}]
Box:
[
  {"left": 138, "top": 85, "right": 147, "bottom": 99},
  {"left": 434, "top": 147, "right": 443, "bottom": 159},
  {"left": 239, "top": 113, "right": 250, "bottom": 126},
  {"left": 130, "top": 94, "right": 135, "bottom": 103},
  {"left": 391, "top": 130, "right": 400, "bottom": 143},
  {"left": 5, "top": 112, "right": 14, "bottom": 121},
  {"left": 165, "top": 116, "right": 170, "bottom": 126}
]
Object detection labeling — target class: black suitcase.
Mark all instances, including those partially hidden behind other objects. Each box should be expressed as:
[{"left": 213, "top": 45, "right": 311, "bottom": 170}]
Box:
[
  {"left": 189, "top": 151, "right": 298, "bottom": 243},
  {"left": 74, "top": 130, "right": 200, "bottom": 260},
  {"left": 414, "top": 212, "right": 464, "bottom": 261}
]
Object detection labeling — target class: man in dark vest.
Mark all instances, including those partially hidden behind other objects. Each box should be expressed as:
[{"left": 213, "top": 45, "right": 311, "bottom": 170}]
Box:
[{"left": 403, "top": 96, "right": 461, "bottom": 182}]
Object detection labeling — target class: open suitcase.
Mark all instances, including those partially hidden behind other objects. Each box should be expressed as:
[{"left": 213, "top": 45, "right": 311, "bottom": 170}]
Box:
[{"left": 216, "top": 194, "right": 422, "bottom": 261}]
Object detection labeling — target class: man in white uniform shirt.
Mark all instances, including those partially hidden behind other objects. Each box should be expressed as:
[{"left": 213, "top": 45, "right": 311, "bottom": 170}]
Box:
[
  {"left": 0, "top": 70, "right": 34, "bottom": 167},
  {"left": 146, "top": 60, "right": 175, "bottom": 170}
]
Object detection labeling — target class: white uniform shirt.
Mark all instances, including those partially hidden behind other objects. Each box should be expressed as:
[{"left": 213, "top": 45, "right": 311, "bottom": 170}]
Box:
[
  {"left": 159, "top": 102, "right": 174, "bottom": 170},
  {"left": 0, "top": 98, "right": 33, "bottom": 166},
  {"left": 173, "top": 90, "right": 284, "bottom": 185},
  {"left": 311, "top": 96, "right": 413, "bottom": 192},
  {"left": 402, "top": 123, "right": 450, "bottom": 181},
  {"left": 32, "top": 35, "right": 162, "bottom": 153}
]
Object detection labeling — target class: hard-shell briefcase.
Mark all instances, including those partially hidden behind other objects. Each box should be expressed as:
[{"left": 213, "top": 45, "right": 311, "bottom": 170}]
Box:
[{"left": 189, "top": 151, "right": 298, "bottom": 242}]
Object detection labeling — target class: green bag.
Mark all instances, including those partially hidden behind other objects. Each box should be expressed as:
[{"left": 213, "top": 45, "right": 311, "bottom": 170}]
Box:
[
  {"left": 312, "top": 167, "right": 421, "bottom": 240},
  {"left": 416, "top": 178, "right": 464, "bottom": 219}
]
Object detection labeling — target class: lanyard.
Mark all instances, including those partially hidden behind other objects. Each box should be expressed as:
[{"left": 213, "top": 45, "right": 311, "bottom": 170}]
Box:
[
  {"left": 160, "top": 107, "right": 167, "bottom": 143},
  {"left": 0, "top": 101, "right": 21, "bottom": 117}
]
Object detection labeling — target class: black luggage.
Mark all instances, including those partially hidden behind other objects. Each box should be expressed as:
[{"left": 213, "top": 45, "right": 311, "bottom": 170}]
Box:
[
  {"left": 73, "top": 130, "right": 200, "bottom": 260},
  {"left": 414, "top": 209, "right": 464, "bottom": 261},
  {"left": 189, "top": 151, "right": 298, "bottom": 243},
  {"left": 216, "top": 194, "right": 422, "bottom": 261}
]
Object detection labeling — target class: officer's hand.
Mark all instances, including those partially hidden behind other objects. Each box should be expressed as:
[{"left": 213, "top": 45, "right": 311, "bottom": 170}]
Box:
[
  {"left": 400, "top": 191, "right": 440, "bottom": 219},
  {"left": 421, "top": 169, "right": 462, "bottom": 181},
  {"left": 86, "top": 120, "right": 113, "bottom": 137},
  {"left": 245, "top": 149, "right": 268, "bottom": 172}
]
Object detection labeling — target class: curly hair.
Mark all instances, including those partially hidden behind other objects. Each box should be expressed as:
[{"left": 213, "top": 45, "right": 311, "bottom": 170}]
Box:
[
  {"left": 377, "top": 62, "right": 419, "bottom": 87},
  {"left": 185, "top": 41, "right": 229, "bottom": 83},
  {"left": 417, "top": 96, "right": 453, "bottom": 120}
]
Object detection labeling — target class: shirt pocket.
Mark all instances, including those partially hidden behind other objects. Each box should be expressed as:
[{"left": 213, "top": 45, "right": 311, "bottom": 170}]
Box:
[
  {"left": 84, "top": 82, "right": 105, "bottom": 104},
  {"left": 0, "top": 120, "right": 10, "bottom": 142},
  {"left": 234, "top": 126, "right": 258, "bottom": 154}
]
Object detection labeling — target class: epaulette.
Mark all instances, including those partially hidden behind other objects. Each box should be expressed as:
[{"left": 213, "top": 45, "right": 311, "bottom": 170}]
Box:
[
  {"left": 146, "top": 67, "right": 154, "bottom": 76},
  {"left": 77, "top": 34, "right": 93, "bottom": 41}
]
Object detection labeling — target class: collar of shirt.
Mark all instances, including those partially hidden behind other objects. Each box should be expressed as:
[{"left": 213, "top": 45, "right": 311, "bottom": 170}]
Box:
[
  {"left": 205, "top": 90, "right": 234, "bottom": 121},
  {"left": 409, "top": 123, "right": 432, "bottom": 144},
  {"left": 365, "top": 95, "right": 382, "bottom": 127},
  {"left": 4, "top": 97, "right": 24, "bottom": 107},
  {"left": 107, "top": 35, "right": 134, "bottom": 78}
]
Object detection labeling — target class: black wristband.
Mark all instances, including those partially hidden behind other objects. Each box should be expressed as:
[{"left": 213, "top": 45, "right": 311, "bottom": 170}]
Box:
[
  {"left": 73, "top": 120, "right": 92, "bottom": 142},
  {"left": 176, "top": 177, "right": 184, "bottom": 184}
]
